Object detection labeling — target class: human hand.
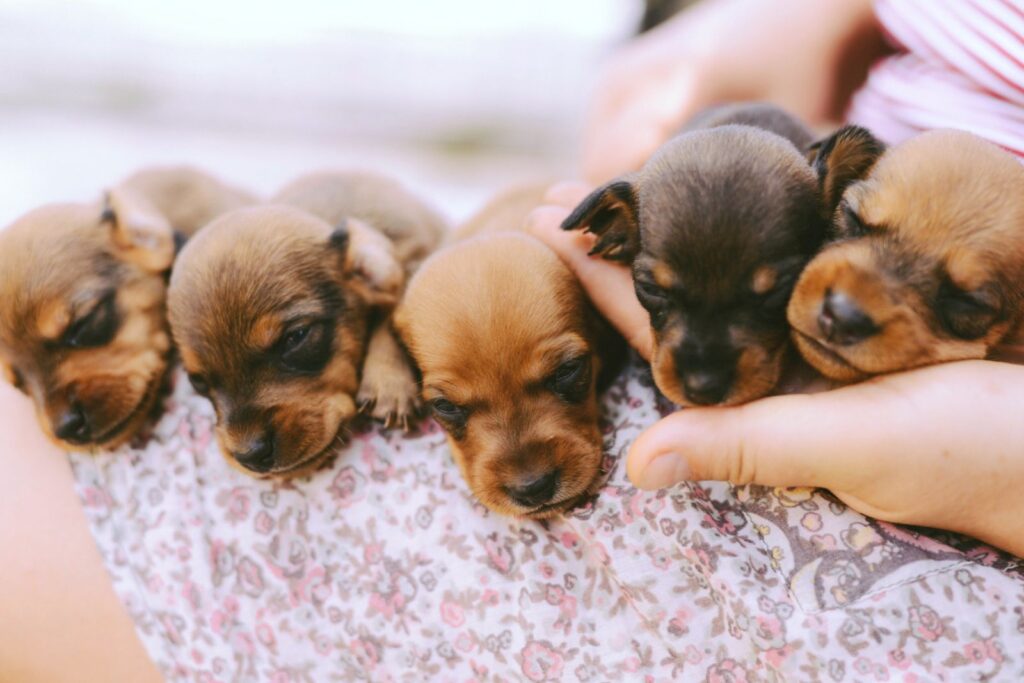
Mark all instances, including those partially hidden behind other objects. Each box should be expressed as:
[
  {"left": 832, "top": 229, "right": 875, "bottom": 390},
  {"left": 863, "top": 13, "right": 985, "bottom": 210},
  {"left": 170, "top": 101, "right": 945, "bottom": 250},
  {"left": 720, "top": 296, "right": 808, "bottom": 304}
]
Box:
[
  {"left": 528, "top": 186, "right": 1024, "bottom": 558},
  {"left": 583, "top": 0, "right": 883, "bottom": 183}
]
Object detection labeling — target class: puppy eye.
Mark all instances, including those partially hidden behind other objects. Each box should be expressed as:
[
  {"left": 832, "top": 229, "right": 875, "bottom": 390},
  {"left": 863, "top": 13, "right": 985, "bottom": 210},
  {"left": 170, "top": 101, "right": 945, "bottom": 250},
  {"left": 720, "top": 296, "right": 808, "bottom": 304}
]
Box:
[
  {"left": 63, "top": 293, "right": 119, "bottom": 349},
  {"left": 634, "top": 280, "right": 671, "bottom": 327},
  {"left": 547, "top": 356, "right": 590, "bottom": 403},
  {"left": 430, "top": 398, "right": 468, "bottom": 427},
  {"left": 839, "top": 203, "right": 870, "bottom": 238},
  {"left": 938, "top": 285, "right": 1001, "bottom": 340},
  {"left": 756, "top": 271, "right": 798, "bottom": 312},
  {"left": 277, "top": 321, "right": 332, "bottom": 373},
  {"left": 635, "top": 280, "right": 664, "bottom": 299},
  {"left": 188, "top": 373, "right": 210, "bottom": 396}
]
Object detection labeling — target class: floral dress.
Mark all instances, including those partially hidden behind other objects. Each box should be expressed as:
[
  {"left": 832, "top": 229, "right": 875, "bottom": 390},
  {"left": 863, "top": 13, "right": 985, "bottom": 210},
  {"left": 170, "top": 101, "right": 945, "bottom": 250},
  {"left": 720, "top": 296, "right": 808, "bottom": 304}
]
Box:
[{"left": 71, "top": 360, "right": 1024, "bottom": 682}]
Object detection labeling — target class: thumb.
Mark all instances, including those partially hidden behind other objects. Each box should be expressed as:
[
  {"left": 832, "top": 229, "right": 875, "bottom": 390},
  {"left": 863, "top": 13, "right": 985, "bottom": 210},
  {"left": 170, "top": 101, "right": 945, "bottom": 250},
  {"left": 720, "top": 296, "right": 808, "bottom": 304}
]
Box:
[{"left": 627, "top": 389, "right": 874, "bottom": 491}]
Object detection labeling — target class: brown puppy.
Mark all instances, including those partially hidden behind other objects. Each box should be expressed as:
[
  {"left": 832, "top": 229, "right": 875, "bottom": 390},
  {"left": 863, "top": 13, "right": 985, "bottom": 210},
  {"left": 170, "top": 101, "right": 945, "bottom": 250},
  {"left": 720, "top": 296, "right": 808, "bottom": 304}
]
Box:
[
  {"left": 0, "top": 166, "right": 255, "bottom": 449},
  {"left": 562, "top": 103, "right": 845, "bottom": 407},
  {"left": 168, "top": 172, "right": 445, "bottom": 478},
  {"left": 789, "top": 129, "right": 1024, "bottom": 380},
  {"left": 395, "top": 187, "right": 624, "bottom": 519}
]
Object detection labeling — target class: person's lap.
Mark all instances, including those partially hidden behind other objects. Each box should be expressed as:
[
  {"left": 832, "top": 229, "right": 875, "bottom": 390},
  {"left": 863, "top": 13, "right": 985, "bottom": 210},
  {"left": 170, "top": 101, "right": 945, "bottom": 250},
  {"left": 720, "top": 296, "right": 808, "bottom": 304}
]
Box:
[{"left": 0, "top": 383, "right": 161, "bottom": 683}]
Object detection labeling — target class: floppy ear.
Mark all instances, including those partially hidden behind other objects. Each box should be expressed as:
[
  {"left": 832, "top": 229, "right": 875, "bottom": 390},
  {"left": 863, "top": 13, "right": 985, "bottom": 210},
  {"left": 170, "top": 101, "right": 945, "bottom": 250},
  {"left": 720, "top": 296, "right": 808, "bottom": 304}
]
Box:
[
  {"left": 809, "top": 125, "right": 885, "bottom": 216},
  {"left": 104, "top": 186, "right": 177, "bottom": 273},
  {"left": 560, "top": 179, "right": 640, "bottom": 263},
  {"left": 329, "top": 218, "right": 404, "bottom": 308}
]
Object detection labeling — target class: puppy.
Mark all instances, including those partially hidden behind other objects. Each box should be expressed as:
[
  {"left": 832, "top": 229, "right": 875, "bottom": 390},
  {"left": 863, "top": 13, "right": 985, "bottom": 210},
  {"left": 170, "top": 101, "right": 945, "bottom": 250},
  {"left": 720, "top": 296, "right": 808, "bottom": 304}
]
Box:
[
  {"left": 394, "top": 187, "right": 624, "bottom": 518},
  {"left": 0, "top": 166, "right": 255, "bottom": 450},
  {"left": 562, "top": 103, "right": 843, "bottom": 406},
  {"left": 168, "top": 172, "right": 445, "bottom": 477},
  {"left": 788, "top": 128, "right": 1024, "bottom": 380}
]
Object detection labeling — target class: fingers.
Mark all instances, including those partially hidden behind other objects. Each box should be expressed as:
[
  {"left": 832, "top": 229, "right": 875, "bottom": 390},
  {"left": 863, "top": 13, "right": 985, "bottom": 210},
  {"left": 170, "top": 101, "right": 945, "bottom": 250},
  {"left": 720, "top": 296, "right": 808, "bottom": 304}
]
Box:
[
  {"left": 526, "top": 202, "right": 655, "bottom": 360},
  {"left": 627, "top": 393, "right": 839, "bottom": 490}
]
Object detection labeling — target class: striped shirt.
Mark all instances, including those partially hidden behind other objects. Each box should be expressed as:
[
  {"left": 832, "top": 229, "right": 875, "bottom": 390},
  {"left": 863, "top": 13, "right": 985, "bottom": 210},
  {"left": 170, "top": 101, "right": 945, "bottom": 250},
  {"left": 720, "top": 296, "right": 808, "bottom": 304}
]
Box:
[{"left": 847, "top": 0, "right": 1024, "bottom": 159}]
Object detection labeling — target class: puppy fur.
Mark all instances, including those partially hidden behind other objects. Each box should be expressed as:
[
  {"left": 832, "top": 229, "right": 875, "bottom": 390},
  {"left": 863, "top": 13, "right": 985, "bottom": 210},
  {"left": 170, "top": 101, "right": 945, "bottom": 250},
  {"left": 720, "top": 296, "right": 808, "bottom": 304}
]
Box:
[
  {"left": 789, "top": 129, "right": 1024, "bottom": 379},
  {"left": 168, "top": 172, "right": 445, "bottom": 478},
  {"left": 563, "top": 103, "right": 835, "bottom": 407},
  {"left": 395, "top": 187, "right": 624, "bottom": 519},
  {"left": 0, "top": 166, "right": 256, "bottom": 450}
]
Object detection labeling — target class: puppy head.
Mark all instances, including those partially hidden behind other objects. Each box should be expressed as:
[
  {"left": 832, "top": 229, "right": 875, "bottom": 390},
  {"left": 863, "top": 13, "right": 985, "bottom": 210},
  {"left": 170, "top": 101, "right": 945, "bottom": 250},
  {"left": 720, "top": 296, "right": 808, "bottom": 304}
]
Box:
[
  {"left": 168, "top": 205, "right": 403, "bottom": 477},
  {"left": 789, "top": 129, "right": 1024, "bottom": 379},
  {"left": 563, "top": 126, "right": 826, "bottom": 406},
  {"left": 395, "top": 233, "right": 618, "bottom": 519},
  {"left": 0, "top": 198, "right": 179, "bottom": 449}
]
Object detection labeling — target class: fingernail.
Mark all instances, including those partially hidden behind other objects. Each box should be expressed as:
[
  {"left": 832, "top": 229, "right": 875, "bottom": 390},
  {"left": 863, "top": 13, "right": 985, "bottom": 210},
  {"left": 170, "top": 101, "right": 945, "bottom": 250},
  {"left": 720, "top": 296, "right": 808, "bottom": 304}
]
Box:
[{"left": 637, "top": 452, "right": 691, "bottom": 490}]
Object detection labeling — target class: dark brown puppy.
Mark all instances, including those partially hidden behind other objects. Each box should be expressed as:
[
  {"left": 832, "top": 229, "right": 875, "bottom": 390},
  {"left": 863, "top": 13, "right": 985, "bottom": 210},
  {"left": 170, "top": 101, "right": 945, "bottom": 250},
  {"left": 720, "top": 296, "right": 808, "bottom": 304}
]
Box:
[
  {"left": 168, "top": 172, "right": 445, "bottom": 478},
  {"left": 395, "top": 187, "right": 624, "bottom": 519},
  {"left": 789, "top": 129, "right": 1024, "bottom": 380},
  {"left": 563, "top": 103, "right": 845, "bottom": 406},
  {"left": 0, "top": 167, "right": 255, "bottom": 450}
]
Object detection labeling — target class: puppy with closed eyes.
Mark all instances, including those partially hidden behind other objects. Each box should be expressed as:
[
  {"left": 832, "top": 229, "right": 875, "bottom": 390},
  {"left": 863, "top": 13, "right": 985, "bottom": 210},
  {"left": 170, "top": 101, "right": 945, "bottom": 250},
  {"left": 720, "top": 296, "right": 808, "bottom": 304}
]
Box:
[
  {"left": 394, "top": 187, "right": 624, "bottom": 519},
  {"left": 788, "top": 128, "right": 1024, "bottom": 380},
  {"left": 562, "top": 103, "right": 846, "bottom": 407},
  {"left": 168, "top": 172, "right": 445, "bottom": 478},
  {"left": 0, "top": 166, "right": 256, "bottom": 449}
]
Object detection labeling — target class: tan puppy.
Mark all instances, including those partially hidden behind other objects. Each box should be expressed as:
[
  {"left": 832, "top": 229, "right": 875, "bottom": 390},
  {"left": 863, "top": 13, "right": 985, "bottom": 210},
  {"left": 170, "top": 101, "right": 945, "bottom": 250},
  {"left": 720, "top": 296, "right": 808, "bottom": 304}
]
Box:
[
  {"left": 395, "top": 187, "right": 624, "bottom": 518},
  {"left": 168, "top": 172, "right": 445, "bottom": 478},
  {"left": 789, "top": 129, "right": 1024, "bottom": 380},
  {"left": 0, "top": 167, "right": 255, "bottom": 450}
]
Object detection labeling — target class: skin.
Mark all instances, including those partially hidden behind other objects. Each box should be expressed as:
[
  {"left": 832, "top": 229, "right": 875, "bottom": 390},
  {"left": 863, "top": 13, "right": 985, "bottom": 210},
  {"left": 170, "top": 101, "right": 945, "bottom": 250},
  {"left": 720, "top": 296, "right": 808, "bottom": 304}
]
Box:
[
  {"left": 528, "top": 183, "right": 1024, "bottom": 558},
  {"left": 584, "top": 0, "right": 886, "bottom": 183},
  {"left": 0, "top": 383, "right": 161, "bottom": 683}
]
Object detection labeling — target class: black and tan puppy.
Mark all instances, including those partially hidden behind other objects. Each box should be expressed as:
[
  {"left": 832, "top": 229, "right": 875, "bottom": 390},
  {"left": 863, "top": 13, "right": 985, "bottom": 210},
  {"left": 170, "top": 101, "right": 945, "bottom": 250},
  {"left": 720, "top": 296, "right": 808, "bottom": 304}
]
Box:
[
  {"left": 0, "top": 167, "right": 255, "bottom": 450},
  {"left": 789, "top": 129, "right": 1024, "bottom": 380},
  {"left": 168, "top": 172, "right": 445, "bottom": 477},
  {"left": 563, "top": 103, "right": 846, "bottom": 406},
  {"left": 395, "top": 187, "right": 624, "bottom": 519}
]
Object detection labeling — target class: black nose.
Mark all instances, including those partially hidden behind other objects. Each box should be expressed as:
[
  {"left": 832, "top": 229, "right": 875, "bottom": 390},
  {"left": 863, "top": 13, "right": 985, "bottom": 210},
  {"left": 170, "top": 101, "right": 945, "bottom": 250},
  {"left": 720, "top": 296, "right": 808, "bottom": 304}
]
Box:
[
  {"left": 233, "top": 435, "right": 275, "bottom": 473},
  {"left": 506, "top": 470, "right": 560, "bottom": 507},
  {"left": 682, "top": 369, "right": 733, "bottom": 406},
  {"left": 818, "top": 290, "right": 879, "bottom": 345},
  {"left": 55, "top": 403, "right": 91, "bottom": 443}
]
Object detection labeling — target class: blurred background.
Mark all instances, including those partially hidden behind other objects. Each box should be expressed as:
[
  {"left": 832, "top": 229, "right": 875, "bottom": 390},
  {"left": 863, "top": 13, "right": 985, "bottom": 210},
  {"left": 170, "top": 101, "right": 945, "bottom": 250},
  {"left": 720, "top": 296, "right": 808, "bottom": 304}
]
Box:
[{"left": 0, "top": 0, "right": 652, "bottom": 226}]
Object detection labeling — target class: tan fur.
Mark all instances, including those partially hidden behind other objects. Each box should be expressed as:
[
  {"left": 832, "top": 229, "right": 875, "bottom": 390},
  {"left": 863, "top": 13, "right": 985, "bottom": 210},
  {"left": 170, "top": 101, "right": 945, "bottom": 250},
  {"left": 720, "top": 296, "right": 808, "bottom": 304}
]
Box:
[
  {"left": 451, "top": 183, "right": 549, "bottom": 241},
  {"left": 169, "top": 172, "right": 445, "bottom": 478},
  {"left": 271, "top": 171, "right": 446, "bottom": 424},
  {"left": 395, "top": 188, "right": 622, "bottom": 519},
  {"left": 789, "top": 130, "right": 1024, "bottom": 379},
  {"left": 0, "top": 168, "right": 255, "bottom": 450}
]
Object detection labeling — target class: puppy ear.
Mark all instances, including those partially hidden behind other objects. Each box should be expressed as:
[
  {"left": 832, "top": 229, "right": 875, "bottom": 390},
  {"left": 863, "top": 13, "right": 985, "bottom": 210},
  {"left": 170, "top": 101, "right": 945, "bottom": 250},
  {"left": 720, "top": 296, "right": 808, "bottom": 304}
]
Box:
[
  {"left": 560, "top": 179, "right": 640, "bottom": 263},
  {"left": 104, "top": 186, "right": 176, "bottom": 273},
  {"left": 809, "top": 125, "right": 885, "bottom": 216},
  {"left": 330, "top": 218, "right": 404, "bottom": 308}
]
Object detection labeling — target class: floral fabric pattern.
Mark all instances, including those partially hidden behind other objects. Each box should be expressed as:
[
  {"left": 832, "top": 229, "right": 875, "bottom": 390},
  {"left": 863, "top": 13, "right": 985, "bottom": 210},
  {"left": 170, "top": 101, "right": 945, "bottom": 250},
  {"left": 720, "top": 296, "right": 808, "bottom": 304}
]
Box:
[{"left": 71, "top": 361, "right": 1024, "bottom": 682}]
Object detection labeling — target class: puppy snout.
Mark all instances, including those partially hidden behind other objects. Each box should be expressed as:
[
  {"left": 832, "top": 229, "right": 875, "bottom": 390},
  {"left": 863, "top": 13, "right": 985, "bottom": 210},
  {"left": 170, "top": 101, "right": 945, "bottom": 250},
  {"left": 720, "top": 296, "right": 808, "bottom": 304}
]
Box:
[
  {"left": 233, "top": 433, "right": 276, "bottom": 473},
  {"left": 505, "top": 469, "right": 560, "bottom": 508},
  {"left": 818, "top": 289, "right": 879, "bottom": 346},
  {"left": 55, "top": 401, "right": 91, "bottom": 444},
  {"left": 682, "top": 368, "right": 733, "bottom": 406}
]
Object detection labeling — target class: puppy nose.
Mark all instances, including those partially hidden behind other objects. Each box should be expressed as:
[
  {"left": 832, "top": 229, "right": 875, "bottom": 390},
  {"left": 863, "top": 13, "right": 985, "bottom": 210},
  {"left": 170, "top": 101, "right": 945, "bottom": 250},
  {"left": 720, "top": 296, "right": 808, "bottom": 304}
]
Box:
[
  {"left": 507, "top": 470, "right": 560, "bottom": 508},
  {"left": 682, "top": 369, "right": 733, "bottom": 406},
  {"left": 55, "top": 403, "right": 91, "bottom": 443},
  {"left": 818, "top": 290, "right": 878, "bottom": 345},
  {"left": 233, "top": 435, "right": 275, "bottom": 473}
]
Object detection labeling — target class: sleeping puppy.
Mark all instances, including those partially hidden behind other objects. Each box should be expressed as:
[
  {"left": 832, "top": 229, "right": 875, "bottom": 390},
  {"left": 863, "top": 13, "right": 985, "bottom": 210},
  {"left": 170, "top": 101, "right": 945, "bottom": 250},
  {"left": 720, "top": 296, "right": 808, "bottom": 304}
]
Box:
[
  {"left": 168, "top": 172, "right": 445, "bottom": 478},
  {"left": 394, "top": 187, "right": 624, "bottom": 519},
  {"left": 562, "top": 103, "right": 841, "bottom": 406},
  {"left": 788, "top": 128, "right": 1024, "bottom": 380},
  {"left": 0, "top": 166, "right": 255, "bottom": 450}
]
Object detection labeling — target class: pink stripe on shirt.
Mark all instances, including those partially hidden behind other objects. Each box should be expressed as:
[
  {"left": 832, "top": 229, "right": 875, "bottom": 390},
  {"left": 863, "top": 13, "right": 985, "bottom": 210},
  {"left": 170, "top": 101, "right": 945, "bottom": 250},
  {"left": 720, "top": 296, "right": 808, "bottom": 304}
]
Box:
[{"left": 847, "top": 0, "right": 1024, "bottom": 160}]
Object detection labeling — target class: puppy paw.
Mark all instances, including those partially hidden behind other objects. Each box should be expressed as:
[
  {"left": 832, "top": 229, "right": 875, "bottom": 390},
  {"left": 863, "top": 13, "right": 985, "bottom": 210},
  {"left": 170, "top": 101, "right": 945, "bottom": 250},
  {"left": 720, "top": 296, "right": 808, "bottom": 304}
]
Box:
[{"left": 356, "top": 360, "right": 422, "bottom": 431}]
